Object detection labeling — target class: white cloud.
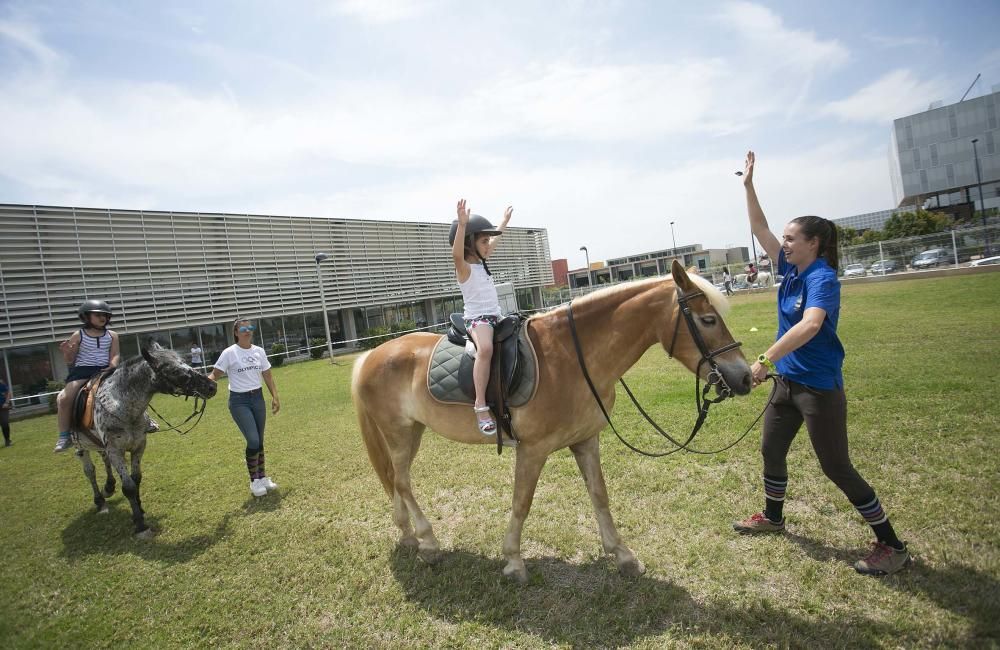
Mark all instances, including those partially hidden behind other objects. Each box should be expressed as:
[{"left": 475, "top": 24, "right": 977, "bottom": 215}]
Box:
[
  {"left": 824, "top": 70, "right": 948, "bottom": 123},
  {"left": 329, "top": 0, "right": 438, "bottom": 24},
  {"left": 717, "top": 2, "right": 849, "bottom": 71},
  {"left": 0, "top": 19, "right": 61, "bottom": 70}
]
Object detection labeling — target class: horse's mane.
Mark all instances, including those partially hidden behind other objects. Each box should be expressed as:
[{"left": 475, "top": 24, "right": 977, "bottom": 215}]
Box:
[{"left": 532, "top": 274, "right": 730, "bottom": 321}]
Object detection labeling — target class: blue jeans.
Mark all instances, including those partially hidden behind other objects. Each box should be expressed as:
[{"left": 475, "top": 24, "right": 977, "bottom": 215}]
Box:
[{"left": 229, "top": 389, "right": 266, "bottom": 453}]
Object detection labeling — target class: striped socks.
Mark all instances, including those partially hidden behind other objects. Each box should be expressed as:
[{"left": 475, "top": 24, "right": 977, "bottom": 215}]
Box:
[
  {"left": 763, "top": 474, "right": 787, "bottom": 523},
  {"left": 853, "top": 493, "right": 903, "bottom": 550},
  {"left": 245, "top": 451, "right": 262, "bottom": 480}
]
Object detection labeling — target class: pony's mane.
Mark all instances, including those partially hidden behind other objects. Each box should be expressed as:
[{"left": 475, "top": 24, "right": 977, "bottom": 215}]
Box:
[{"left": 531, "top": 273, "right": 730, "bottom": 320}]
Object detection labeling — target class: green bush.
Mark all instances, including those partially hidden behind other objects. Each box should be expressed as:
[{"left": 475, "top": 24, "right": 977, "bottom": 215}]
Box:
[
  {"left": 269, "top": 343, "right": 286, "bottom": 367},
  {"left": 46, "top": 380, "right": 65, "bottom": 414},
  {"left": 309, "top": 338, "right": 326, "bottom": 359}
]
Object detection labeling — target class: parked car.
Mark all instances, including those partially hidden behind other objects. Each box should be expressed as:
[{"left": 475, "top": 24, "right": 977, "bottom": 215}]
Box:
[
  {"left": 843, "top": 263, "right": 866, "bottom": 278},
  {"left": 969, "top": 255, "right": 1000, "bottom": 267},
  {"left": 869, "top": 259, "right": 900, "bottom": 274},
  {"left": 911, "top": 248, "right": 950, "bottom": 269}
]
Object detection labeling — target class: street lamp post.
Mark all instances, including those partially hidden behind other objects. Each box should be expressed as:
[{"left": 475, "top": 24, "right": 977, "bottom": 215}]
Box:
[
  {"left": 579, "top": 245, "right": 591, "bottom": 286},
  {"left": 314, "top": 253, "right": 336, "bottom": 362},
  {"left": 670, "top": 221, "right": 677, "bottom": 259},
  {"left": 971, "top": 138, "right": 991, "bottom": 256}
]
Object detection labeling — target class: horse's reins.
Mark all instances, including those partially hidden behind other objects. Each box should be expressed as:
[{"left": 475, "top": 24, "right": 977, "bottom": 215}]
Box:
[
  {"left": 146, "top": 372, "right": 210, "bottom": 436},
  {"left": 567, "top": 284, "right": 774, "bottom": 457}
]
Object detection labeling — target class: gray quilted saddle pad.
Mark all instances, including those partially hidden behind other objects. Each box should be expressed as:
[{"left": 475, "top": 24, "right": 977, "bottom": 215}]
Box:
[{"left": 426, "top": 327, "right": 538, "bottom": 407}]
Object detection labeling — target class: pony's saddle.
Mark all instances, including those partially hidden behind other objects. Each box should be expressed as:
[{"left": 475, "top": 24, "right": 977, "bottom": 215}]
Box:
[
  {"left": 71, "top": 367, "right": 117, "bottom": 445},
  {"left": 427, "top": 313, "right": 538, "bottom": 446}
]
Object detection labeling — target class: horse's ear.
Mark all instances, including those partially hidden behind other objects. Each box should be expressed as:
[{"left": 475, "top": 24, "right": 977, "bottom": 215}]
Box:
[
  {"left": 671, "top": 259, "right": 694, "bottom": 291},
  {"left": 141, "top": 340, "right": 160, "bottom": 367}
]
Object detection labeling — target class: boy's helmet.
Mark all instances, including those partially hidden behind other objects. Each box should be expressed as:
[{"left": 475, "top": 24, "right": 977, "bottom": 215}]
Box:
[
  {"left": 448, "top": 214, "right": 502, "bottom": 246},
  {"left": 78, "top": 299, "right": 113, "bottom": 324}
]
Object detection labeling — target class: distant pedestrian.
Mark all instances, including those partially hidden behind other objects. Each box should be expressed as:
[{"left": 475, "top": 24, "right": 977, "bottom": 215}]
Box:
[
  {"left": 722, "top": 266, "right": 734, "bottom": 296},
  {"left": 0, "top": 378, "right": 11, "bottom": 446},
  {"left": 190, "top": 344, "right": 204, "bottom": 367}
]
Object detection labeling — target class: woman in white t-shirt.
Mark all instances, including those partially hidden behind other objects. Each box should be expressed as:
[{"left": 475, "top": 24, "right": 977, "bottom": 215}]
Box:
[{"left": 208, "top": 319, "right": 282, "bottom": 498}]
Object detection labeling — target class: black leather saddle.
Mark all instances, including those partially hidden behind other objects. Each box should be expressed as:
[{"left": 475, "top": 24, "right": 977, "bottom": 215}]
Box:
[
  {"left": 448, "top": 313, "right": 528, "bottom": 449},
  {"left": 448, "top": 313, "right": 526, "bottom": 400}
]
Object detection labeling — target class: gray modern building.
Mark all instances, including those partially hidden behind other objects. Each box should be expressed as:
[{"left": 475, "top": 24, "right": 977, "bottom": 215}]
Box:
[
  {"left": 832, "top": 207, "right": 911, "bottom": 233},
  {"left": 0, "top": 204, "right": 552, "bottom": 406},
  {"left": 890, "top": 88, "right": 1000, "bottom": 214}
]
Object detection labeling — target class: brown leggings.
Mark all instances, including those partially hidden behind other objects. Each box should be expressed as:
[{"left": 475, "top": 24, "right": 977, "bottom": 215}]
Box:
[{"left": 761, "top": 376, "right": 874, "bottom": 503}]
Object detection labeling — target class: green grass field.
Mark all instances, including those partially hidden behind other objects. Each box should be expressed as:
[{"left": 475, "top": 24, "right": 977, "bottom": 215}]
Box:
[{"left": 1, "top": 273, "right": 998, "bottom": 648}]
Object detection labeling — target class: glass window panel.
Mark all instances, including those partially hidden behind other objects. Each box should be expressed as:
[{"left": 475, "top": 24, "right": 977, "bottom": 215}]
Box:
[{"left": 7, "top": 344, "right": 53, "bottom": 403}]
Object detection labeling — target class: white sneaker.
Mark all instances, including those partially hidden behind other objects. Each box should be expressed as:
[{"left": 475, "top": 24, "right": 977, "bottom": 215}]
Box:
[
  {"left": 260, "top": 476, "right": 278, "bottom": 491},
  {"left": 249, "top": 478, "right": 267, "bottom": 497}
]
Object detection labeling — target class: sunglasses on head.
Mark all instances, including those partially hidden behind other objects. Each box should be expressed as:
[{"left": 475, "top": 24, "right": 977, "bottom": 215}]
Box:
[{"left": 238, "top": 325, "right": 256, "bottom": 333}]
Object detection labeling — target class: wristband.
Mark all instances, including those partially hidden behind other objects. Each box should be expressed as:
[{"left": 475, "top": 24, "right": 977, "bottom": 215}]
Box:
[{"left": 757, "top": 354, "right": 776, "bottom": 372}]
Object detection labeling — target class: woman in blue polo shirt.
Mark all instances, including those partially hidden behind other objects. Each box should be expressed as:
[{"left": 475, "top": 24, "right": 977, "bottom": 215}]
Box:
[{"left": 732, "top": 151, "right": 910, "bottom": 576}]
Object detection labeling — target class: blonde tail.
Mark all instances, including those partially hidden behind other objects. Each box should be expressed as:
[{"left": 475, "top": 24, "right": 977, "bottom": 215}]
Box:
[{"left": 351, "top": 352, "right": 394, "bottom": 497}]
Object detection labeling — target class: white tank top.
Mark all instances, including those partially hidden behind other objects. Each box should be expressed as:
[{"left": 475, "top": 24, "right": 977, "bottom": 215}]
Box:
[
  {"left": 75, "top": 329, "right": 113, "bottom": 367},
  {"left": 460, "top": 263, "right": 502, "bottom": 319}
]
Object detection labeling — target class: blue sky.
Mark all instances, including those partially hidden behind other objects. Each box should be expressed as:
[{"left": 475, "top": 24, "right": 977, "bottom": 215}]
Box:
[{"left": 2, "top": 1, "right": 999, "bottom": 267}]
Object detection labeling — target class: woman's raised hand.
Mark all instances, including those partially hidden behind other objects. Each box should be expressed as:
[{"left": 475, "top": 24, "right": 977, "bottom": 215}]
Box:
[
  {"left": 502, "top": 205, "right": 513, "bottom": 225},
  {"left": 457, "top": 199, "right": 470, "bottom": 224},
  {"left": 743, "top": 151, "right": 755, "bottom": 186}
]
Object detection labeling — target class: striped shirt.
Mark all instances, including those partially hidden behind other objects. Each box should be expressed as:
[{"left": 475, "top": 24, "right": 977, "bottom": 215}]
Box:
[{"left": 74, "top": 329, "right": 113, "bottom": 367}]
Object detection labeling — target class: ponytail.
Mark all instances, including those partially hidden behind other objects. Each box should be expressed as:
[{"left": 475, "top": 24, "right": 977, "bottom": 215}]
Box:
[{"left": 790, "top": 215, "right": 839, "bottom": 271}]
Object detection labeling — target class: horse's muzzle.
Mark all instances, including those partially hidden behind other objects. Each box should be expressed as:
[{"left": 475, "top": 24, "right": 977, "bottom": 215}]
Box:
[{"left": 713, "top": 360, "right": 752, "bottom": 397}]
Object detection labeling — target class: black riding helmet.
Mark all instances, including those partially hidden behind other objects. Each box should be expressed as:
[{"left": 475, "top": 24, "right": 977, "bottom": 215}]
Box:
[
  {"left": 448, "top": 214, "right": 502, "bottom": 246},
  {"left": 449, "top": 214, "right": 502, "bottom": 276},
  {"left": 78, "top": 299, "right": 113, "bottom": 325}
]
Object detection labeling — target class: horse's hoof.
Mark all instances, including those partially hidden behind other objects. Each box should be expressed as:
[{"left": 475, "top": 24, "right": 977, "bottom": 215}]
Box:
[
  {"left": 97, "top": 506, "right": 109, "bottom": 515},
  {"left": 502, "top": 561, "right": 528, "bottom": 584},
  {"left": 102, "top": 487, "right": 116, "bottom": 498},
  {"left": 134, "top": 528, "right": 154, "bottom": 540},
  {"left": 417, "top": 546, "right": 441, "bottom": 565},
  {"left": 399, "top": 536, "right": 419, "bottom": 550},
  {"left": 618, "top": 557, "right": 646, "bottom": 578}
]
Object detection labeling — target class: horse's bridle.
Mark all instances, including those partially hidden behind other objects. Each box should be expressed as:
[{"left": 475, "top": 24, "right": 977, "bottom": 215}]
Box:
[
  {"left": 146, "top": 368, "right": 211, "bottom": 436},
  {"left": 567, "top": 283, "right": 762, "bottom": 457}
]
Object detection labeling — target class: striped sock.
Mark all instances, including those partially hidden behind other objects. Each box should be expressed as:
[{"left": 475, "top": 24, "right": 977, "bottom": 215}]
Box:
[
  {"left": 763, "top": 474, "right": 787, "bottom": 522},
  {"left": 854, "top": 493, "right": 903, "bottom": 549},
  {"left": 246, "top": 453, "right": 260, "bottom": 480}
]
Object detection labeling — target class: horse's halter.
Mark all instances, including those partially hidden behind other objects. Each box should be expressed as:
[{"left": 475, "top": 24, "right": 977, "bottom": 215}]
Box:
[
  {"left": 666, "top": 283, "right": 743, "bottom": 402},
  {"left": 145, "top": 359, "right": 211, "bottom": 435},
  {"left": 567, "top": 282, "right": 746, "bottom": 458}
]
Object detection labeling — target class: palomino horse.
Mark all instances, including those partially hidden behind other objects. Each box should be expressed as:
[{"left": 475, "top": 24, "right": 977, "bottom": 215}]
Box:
[
  {"left": 352, "top": 261, "right": 752, "bottom": 582},
  {"left": 74, "top": 342, "right": 217, "bottom": 538}
]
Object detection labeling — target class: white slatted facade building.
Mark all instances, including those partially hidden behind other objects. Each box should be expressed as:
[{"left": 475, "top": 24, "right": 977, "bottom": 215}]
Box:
[{"left": 0, "top": 204, "right": 552, "bottom": 405}]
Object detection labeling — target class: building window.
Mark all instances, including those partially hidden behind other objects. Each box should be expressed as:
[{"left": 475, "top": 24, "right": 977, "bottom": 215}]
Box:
[
  {"left": 988, "top": 102, "right": 997, "bottom": 130},
  {"left": 948, "top": 110, "right": 958, "bottom": 138},
  {"left": 904, "top": 122, "right": 914, "bottom": 149},
  {"left": 930, "top": 143, "right": 938, "bottom": 167},
  {"left": 6, "top": 344, "right": 53, "bottom": 403},
  {"left": 987, "top": 131, "right": 996, "bottom": 155},
  {"left": 912, "top": 148, "right": 921, "bottom": 169},
  {"left": 946, "top": 164, "right": 955, "bottom": 186},
  {"left": 920, "top": 169, "right": 929, "bottom": 192}
]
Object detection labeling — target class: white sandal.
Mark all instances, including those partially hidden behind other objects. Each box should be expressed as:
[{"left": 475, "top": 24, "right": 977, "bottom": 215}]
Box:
[{"left": 473, "top": 405, "right": 496, "bottom": 436}]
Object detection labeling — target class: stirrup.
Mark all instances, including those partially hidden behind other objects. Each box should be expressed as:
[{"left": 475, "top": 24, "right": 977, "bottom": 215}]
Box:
[{"left": 473, "top": 406, "right": 496, "bottom": 436}]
